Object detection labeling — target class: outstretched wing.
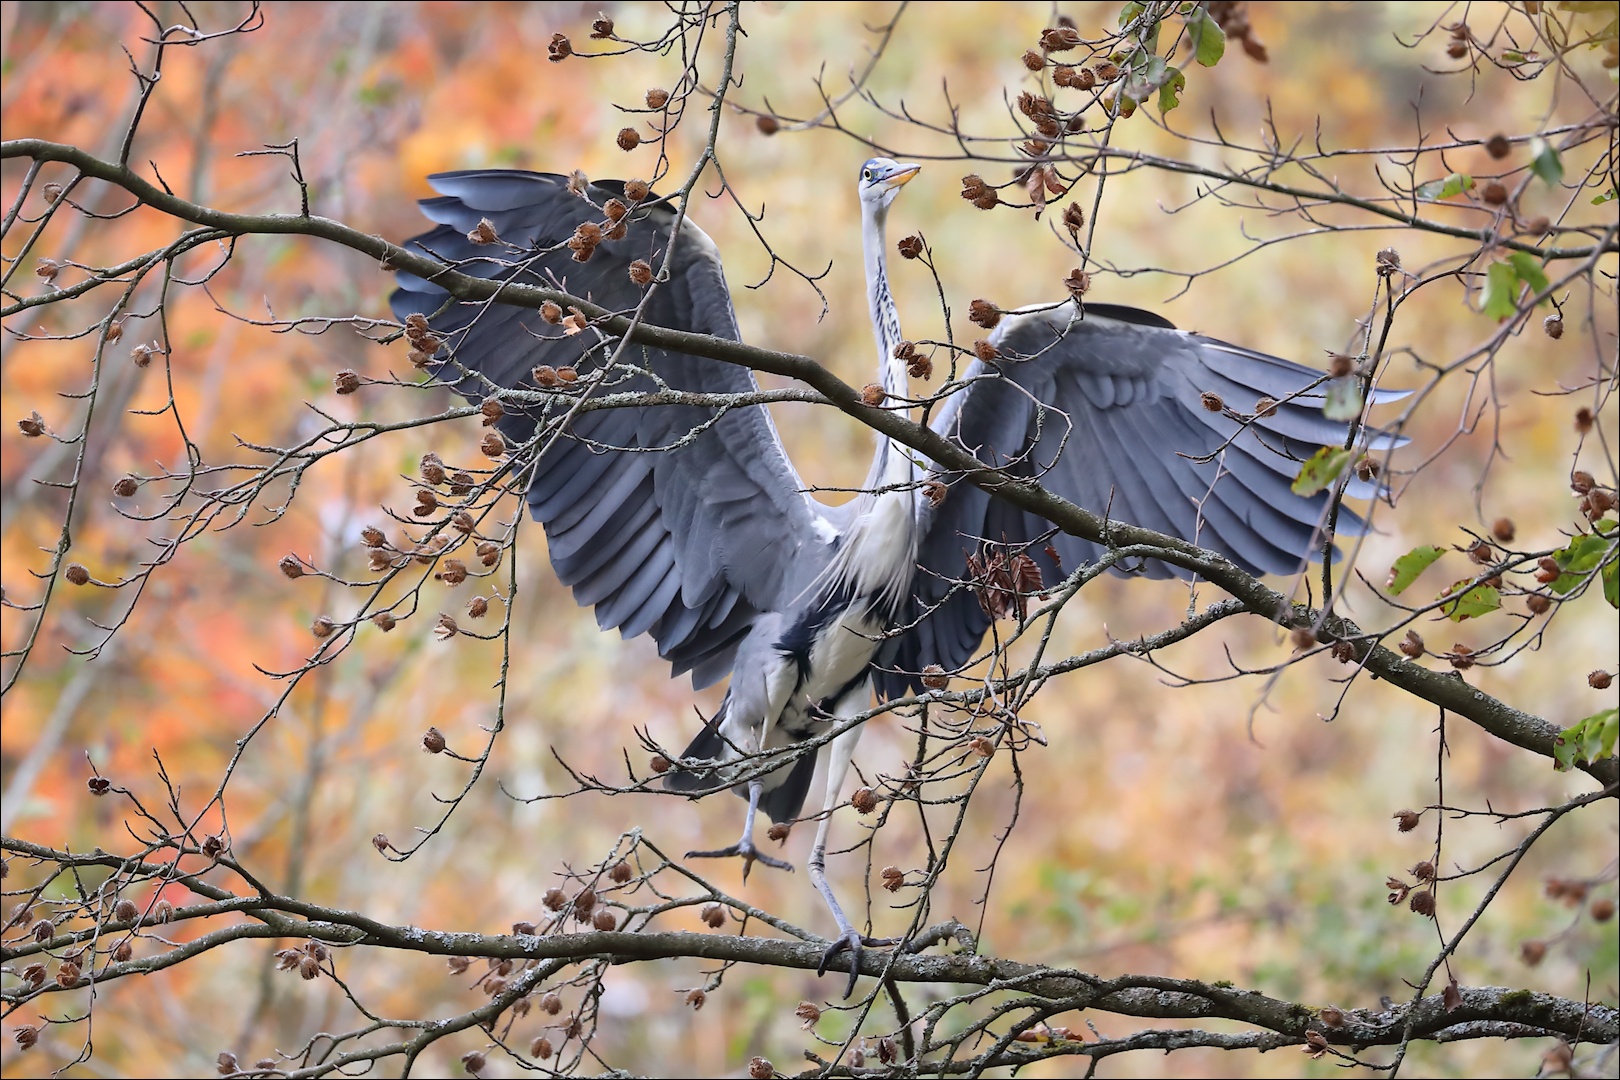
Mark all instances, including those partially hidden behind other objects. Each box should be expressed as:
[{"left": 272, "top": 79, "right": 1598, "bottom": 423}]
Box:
[
  {"left": 875, "top": 300, "right": 1406, "bottom": 698},
  {"left": 391, "top": 170, "right": 837, "bottom": 688}
]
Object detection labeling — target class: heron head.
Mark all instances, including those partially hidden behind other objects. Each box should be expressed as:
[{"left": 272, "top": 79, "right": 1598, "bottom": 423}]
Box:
[{"left": 857, "top": 157, "right": 921, "bottom": 210}]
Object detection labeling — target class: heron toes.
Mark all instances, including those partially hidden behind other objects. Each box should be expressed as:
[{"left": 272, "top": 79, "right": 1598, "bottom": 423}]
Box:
[
  {"left": 816, "top": 928, "right": 897, "bottom": 999},
  {"left": 685, "top": 840, "right": 794, "bottom": 883}
]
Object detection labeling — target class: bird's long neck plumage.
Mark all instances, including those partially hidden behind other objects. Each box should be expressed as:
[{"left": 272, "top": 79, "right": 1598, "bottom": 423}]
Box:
[
  {"left": 860, "top": 202, "right": 914, "bottom": 494},
  {"left": 823, "top": 197, "right": 918, "bottom": 619}
]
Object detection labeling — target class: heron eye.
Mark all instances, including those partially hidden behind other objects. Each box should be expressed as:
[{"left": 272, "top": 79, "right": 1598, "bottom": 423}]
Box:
[{"left": 863, "top": 170, "right": 871, "bottom": 180}]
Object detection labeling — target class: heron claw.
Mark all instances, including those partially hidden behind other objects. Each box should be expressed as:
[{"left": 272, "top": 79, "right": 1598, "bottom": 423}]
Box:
[
  {"left": 816, "top": 928, "right": 896, "bottom": 999},
  {"left": 685, "top": 840, "right": 794, "bottom": 883}
]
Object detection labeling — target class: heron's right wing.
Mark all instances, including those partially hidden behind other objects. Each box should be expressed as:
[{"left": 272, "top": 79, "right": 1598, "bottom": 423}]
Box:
[{"left": 391, "top": 170, "right": 836, "bottom": 688}]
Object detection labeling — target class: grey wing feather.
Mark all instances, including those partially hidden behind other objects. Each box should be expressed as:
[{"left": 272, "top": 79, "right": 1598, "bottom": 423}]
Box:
[
  {"left": 875, "top": 300, "right": 1408, "bottom": 698},
  {"left": 390, "top": 170, "right": 835, "bottom": 687}
]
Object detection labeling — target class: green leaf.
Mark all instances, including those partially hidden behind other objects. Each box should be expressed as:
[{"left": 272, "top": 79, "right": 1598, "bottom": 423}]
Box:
[
  {"left": 1188, "top": 9, "right": 1226, "bottom": 67},
  {"left": 1592, "top": 186, "right": 1617, "bottom": 205},
  {"left": 1506, "top": 251, "right": 1550, "bottom": 296},
  {"left": 1438, "top": 580, "right": 1501, "bottom": 622},
  {"left": 1386, "top": 545, "right": 1445, "bottom": 595},
  {"left": 1322, "top": 378, "right": 1364, "bottom": 422},
  {"left": 1557, "top": 534, "right": 1612, "bottom": 574},
  {"left": 1157, "top": 66, "right": 1187, "bottom": 112},
  {"left": 1529, "top": 136, "right": 1564, "bottom": 187},
  {"left": 1291, "top": 446, "right": 1353, "bottom": 497},
  {"left": 1603, "top": 555, "right": 1618, "bottom": 609},
  {"left": 1415, "top": 172, "right": 1474, "bottom": 200},
  {"left": 1481, "top": 260, "right": 1521, "bottom": 321},
  {"left": 1118, "top": 1, "right": 1146, "bottom": 29},
  {"left": 1554, "top": 707, "right": 1618, "bottom": 772}
]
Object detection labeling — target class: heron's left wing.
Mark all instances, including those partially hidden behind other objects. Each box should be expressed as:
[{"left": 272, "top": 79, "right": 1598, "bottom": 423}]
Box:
[{"left": 874, "top": 300, "right": 1406, "bottom": 698}]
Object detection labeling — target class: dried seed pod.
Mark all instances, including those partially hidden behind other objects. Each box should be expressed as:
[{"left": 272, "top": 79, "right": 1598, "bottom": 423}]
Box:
[
  {"left": 1040, "top": 25, "right": 1081, "bottom": 51},
  {"left": 969, "top": 735, "right": 995, "bottom": 757},
  {"left": 700, "top": 902, "right": 727, "bottom": 928},
  {"left": 748, "top": 1056, "right": 774, "bottom": 1080},
  {"left": 923, "top": 480, "right": 946, "bottom": 507},
  {"left": 1590, "top": 670, "right": 1613, "bottom": 690},
  {"left": 131, "top": 343, "right": 157, "bottom": 368},
  {"left": 921, "top": 663, "right": 949, "bottom": 689},
  {"left": 1485, "top": 133, "right": 1511, "bottom": 159},
  {"left": 1330, "top": 639, "right": 1356, "bottom": 664},
  {"left": 1543, "top": 314, "right": 1564, "bottom": 339},
  {"left": 42, "top": 181, "right": 64, "bottom": 204},
  {"left": 31, "top": 918, "right": 53, "bottom": 942},
  {"left": 547, "top": 33, "right": 571, "bottom": 61},
  {"left": 1409, "top": 890, "right": 1436, "bottom": 917},
  {"left": 1526, "top": 594, "right": 1551, "bottom": 614},
  {"left": 22, "top": 963, "right": 46, "bottom": 989},
  {"left": 686, "top": 987, "right": 706, "bottom": 1009},
  {"left": 278, "top": 554, "right": 305, "bottom": 580},
  {"left": 756, "top": 115, "right": 780, "bottom": 135},
  {"left": 1094, "top": 61, "right": 1119, "bottom": 81},
  {"left": 649, "top": 753, "right": 671, "bottom": 773},
  {"left": 1491, "top": 517, "right": 1515, "bottom": 543},
  {"left": 973, "top": 339, "right": 999, "bottom": 363},
  {"left": 437, "top": 559, "right": 467, "bottom": 586},
  {"left": 434, "top": 613, "right": 459, "bottom": 640},
  {"left": 466, "top": 595, "right": 489, "bottom": 619},
  {"left": 35, "top": 258, "right": 61, "bottom": 283},
  {"left": 590, "top": 14, "right": 614, "bottom": 38},
  {"left": 479, "top": 398, "right": 504, "bottom": 426},
  {"left": 310, "top": 615, "right": 337, "bottom": 639},
  {"left": 959, "top": 174, "right": 998, "bottom": 209},
  {"left": 531, "top": 1036, "right": 553, "bottom": 1059},
  {"left": 1482, "top": 181, "right": 1507, "bottom": 206},
  {"left": 114, "top": 898, "right": 139, "bottom": 922},
  {"left": 1522, "top": 215, "right": 1551, "bottom": 235},
  {"left": 851, "top": 787, "right": 879, "bottom": 814},
  {"left": 591, "top": 908, "right": 617, "bottom": 931},
  {"left": 860, "top": 383, "right": 886, "bottom": 406},
  {"left": 476, "top": 541, "right": 500, "bottom": 567},
  {"left": 1572, "top": 471, "right": 1596, "bottom": 494},
  {"left": 616, "top": 127, "right": 641, "bottom": 151},
  {"left": 467, "top": 218, "right": 498, "bottom": 245},
  {"left": 573, "top": 888, "right": 597, "bottom": 917},
  {"left": 372, "top": 611, "right": 396, "bottom": 632},
  {"left": 1062, "top": 201, "right": 1084, "bottom": 238},
  {"left": 540, "top": 301, "right": 564, "bottom": 325},
  {"left": 461, "top": 1050, "right": 485, "bottom": 1074},
  {"left": 202, "top": 834, "right": 224, "bottom": 858},
  {"left": 449, "top": 471, "right": 476, "bottom": 496},
  {"left": 1063, "top": 268, "right": 1090, "bottom": 297},
  {"left": 968, "top": 299, "right": 1001, "bottom": 329},
  {"left": 1592, "top": 899, "right": 1615, "bottom": 922},
  {"left": 624, "top": 179, "right": 650, "bottom": 202},
  {"left": 609, "top": 860, "right": 632, "bottom": 883},
  {"left": 1021, "top": 49, "right": 1044, "bottom": 71},
  {"left": 1520, "top": 939, "right": 1547, "bottom": 966},
  {"left": 88, "top": 775, "right": 111, "bottom": 795},
  {"left": 1327, "top": 353, "right": 1355, "bottom": 379},
  {"left": 907, "top": 352, "right": 933, "bottom": 380},
  {"left": 480, "top": 431, "right": 507, "bottom": 458},
  {"left": 795, "top": 1001, "right": 821, "bottom": 1028},
  {"left": 1290, "top": 626, "right": 1318, "bottom": 650},
  {"left": 1588, "top": 489, "right": 1614, "bottom": 515},
  {"left": 880, "top": 865, "right": 905, "bottom": 892},
  {"left": 60, "top": 562, "right": 91, "bottom": 586},
  {"left": 13, "top": 1025, "right": 39, "bottom": 1051},
  {"left": 1376, "top": 247, "right": 1401, "bottom": 274},
  {"left": 333, "top": 369, "right": 361, "bottom": 395},
  {"left": 556, "top": 366, "right": 579, "bottom": 383},
  {"left": 17, "top": 410, "right": 46, "bottom": 436},
  {"left": 532, "top": 365, "right": 560, "bottom": 387},
  {"left": 540, "top": 991, "right": 563, "bottom": 1015},
  {"left": 423, "top": 727, "right": 447, "bottom": 753},
  {"left": 766, "top": 822, "right": 790, "bottom": 842},
  {"left": 1449, "top": 644, "right": 1475, "bottom": 670},
  {"left": 543, "top": 887, "right": 567, "bottom": 911},
  {"left": 897, "top": 234, "right": 923, "bottom": 259},
  {"left": 1200, "top": 391, "right": 1224, "bottom": 413},
  {"left": 646, "top": 87, "right": 669, "bottom": 108},
  {"left": 1394, "top": 808, "right": 1420, "bottom": 832},
  {"left": 629, "top": 259, "right": 653, "bottom": 286},
  {"left": 1398, "top": 630, "right": 1425, "bottom": 658},
  {"left": 1319, "top": 1005, "right": 1346, "bottom": 1027}
]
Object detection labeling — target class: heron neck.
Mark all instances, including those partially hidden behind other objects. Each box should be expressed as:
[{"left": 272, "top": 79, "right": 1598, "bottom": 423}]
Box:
[{"left": 861, "top": 203, "right": 914, "bottom": 492}]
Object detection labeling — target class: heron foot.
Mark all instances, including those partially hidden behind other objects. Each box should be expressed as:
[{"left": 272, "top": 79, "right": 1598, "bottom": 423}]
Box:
[
  {"left": 685, "top": 839, "right": 794, "bottom": 883},
  {"left": 816, "top": 927, "right": 897, "bottom": 999}
]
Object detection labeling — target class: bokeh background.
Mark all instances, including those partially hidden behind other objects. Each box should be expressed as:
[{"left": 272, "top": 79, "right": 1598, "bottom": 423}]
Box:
[{"left": 2, "top": 2, "right": 1616, "bottom": 1076}]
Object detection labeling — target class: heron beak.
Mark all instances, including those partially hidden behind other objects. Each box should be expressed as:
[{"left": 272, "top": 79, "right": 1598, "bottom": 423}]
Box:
[{"left": 884, "top": 164, "right": 921, "bottom": 189}]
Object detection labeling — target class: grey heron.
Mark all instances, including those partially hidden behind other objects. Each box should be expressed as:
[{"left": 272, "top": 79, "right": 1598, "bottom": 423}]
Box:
[{"left": 391, "top": 158, "right": 1399, "bottom": 992}]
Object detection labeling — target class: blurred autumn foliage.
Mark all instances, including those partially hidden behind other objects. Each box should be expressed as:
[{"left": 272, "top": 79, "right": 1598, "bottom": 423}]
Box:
[{"left": 2, "top": 2, "right": 1617, "bottom": 1078}]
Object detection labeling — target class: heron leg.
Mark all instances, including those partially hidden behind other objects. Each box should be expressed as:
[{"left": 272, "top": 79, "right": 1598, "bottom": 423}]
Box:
[
  {"left": 810, "top": 689, "right": 895, "bottom": 999},
  {"left": 686, "top": 777, "right": 794, "bottom": 883}
]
